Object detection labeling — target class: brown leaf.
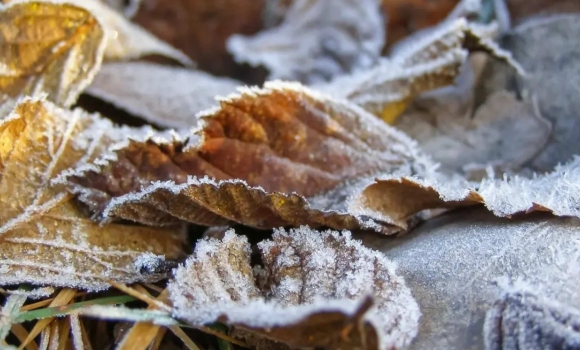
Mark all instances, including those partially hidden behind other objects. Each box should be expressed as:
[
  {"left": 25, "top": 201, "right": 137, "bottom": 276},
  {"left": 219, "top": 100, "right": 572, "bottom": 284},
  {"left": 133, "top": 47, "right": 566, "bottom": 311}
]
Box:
[
  {"left": 355, "top": 155, "right": 580, "bottom": 223},
  {"left": 65, "top": 82, "right": 434, "bottom": 233},
  {"left": 85, "top": 62, "right": 240, "bottom": 129},
  {"left": 0, "top": 1, "right": 105, "bottom": 107},
  {"left": 168, "top": 227, "right": 420, "bottom": 350},
  {"left": 130, "top": 0, "right": 265, "bottom": 78},
  {"left": 227, "top": 0, "right": 385, "bottom": 84},
  {"left": 0, "top": 97, "right": 185, "bottom": 290}
]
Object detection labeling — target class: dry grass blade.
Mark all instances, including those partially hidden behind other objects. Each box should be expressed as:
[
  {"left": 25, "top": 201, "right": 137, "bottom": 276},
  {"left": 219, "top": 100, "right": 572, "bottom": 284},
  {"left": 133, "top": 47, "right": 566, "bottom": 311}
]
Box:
[
  {"left": 167, "top": 327, "right": 201, "bottom": 350},
  {"left": 149, "top": 328, "right": 168, "bottom": 350},
  {"left": 9, "top": 324, "right": 37, "bottom": 350},
  {"left": 19, "top": 289, "right": 77, "bottom": 349},
  {"left": 108, "top": 282, "right": 170, "bottom": 312},
  {"left": 21, "top": 293, "right": 86, "bottom": 312},
  {"left": 116, "top": 289, "right": 170, "bottom": 350},
  {"left": 55, "top": 318, "right": 70, "bottom": 350}
]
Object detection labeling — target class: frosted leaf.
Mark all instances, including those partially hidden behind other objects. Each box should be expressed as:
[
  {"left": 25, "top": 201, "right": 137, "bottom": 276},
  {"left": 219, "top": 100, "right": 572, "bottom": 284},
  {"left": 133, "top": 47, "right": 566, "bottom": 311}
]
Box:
[
  {"left": 360, "top": 207, "right": 580, "bottom": 349},
  {"left": 491, "top": 15, "right": 580, "bottom": 171},
  {"left": 56, "top": 0, "right": 192, "bottom": 65},
  {"left": 484, "top": 289, "right": 580, "bottom": 350},
  {"left": 355, "top": 156, "right": 580, "bottom": 223},
  {"left": 85, "top": 62, "right": 240, "bottom": 129},
  {"left": 227, "top": 0, "right": 385, "bottom": 84},
  {"left": 396, "top": 86, "right": 551, "bottom": 178},
  {"left": 169, "top": 227, "right": 420, "bottom": 350},
  {"left": 0, "top": 97, "right": 185, "bottom": 291},
  {"left": 318, "top": 18, "right": 522, "bottom": 115},
  {"left": 66, "top": 81, "right": 436, "bottom": 234},
  {"left": 0, "top": 1, "right": 106, "bottom": 107}
]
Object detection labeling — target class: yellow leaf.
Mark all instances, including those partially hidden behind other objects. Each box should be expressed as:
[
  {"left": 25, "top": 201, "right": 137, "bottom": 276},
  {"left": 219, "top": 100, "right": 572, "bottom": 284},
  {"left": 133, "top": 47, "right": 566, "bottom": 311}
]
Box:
[
  {"left": 0, "top": 1, "right": 106, "bottom": 107},
  {"left": 0, "top": 97, "right": 185, "bottom": 290}
]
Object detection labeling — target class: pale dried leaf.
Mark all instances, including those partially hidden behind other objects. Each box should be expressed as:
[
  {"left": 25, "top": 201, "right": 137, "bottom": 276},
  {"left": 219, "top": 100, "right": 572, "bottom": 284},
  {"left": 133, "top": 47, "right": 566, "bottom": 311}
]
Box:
[
  {"left": 397, "top": 87, "right": 551, "bottom": 178},
  {"left": 0, "top": 97, "right": 185, "bottom": 290},
  {"left": 318, "top": 18, "right": 522, "bottom": 115},
  {"left": 85, "top": 62, "right": 240, "bottom": 129},
  {"left": 0, "top": 1, "right": 106, "bottom": 107},
  {"left": 484, "top": 289, "right": 580, "bottom": 350},
  {"left": 61, "top": 0, "right": 192, "bottom": 65},
  {"left": 360, "top": 208, "right": 580, "bottom": 349},
  {"left": 66, "top": 81, "right": 435, "bottom": 233},
  {"left": 227, "top": 0, "right": 385, "bottom": 84},
  {"left": 169, "top": 227, "right": 420, "bottom": 350},
  {"left": 497, "top": 14, "right": 580, "bottom": 172}
]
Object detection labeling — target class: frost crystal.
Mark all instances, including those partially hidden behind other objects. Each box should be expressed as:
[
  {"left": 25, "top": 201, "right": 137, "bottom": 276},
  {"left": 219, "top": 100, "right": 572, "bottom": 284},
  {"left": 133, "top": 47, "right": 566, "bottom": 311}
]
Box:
[
  {"left": 361, "top": 208, "right": 580, "bottom": 349},
  {"left": 169, "top": 227, "right": 420, "bottom": 349},
  {"left": 227, "top": 0, "right": 385, "bottom": 84},
  {"left": 484, "top": 288, "right": 580, "bottom": 350}
]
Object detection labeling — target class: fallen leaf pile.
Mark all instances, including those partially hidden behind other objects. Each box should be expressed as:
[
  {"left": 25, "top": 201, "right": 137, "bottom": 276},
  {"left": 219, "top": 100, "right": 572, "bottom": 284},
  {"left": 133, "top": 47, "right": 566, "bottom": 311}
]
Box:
[{"left": 1, "top": 0, "right": 579, "bottom": 349}]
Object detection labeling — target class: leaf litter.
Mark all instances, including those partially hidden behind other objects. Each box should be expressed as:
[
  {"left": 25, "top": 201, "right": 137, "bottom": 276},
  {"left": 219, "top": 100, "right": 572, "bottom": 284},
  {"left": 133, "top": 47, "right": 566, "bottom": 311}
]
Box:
[
  {"left": 1, "top": 0, "right": 580, "bottom": 349},
  {"left": 169, "top": 226, "right": 420, "bottom": 350}
]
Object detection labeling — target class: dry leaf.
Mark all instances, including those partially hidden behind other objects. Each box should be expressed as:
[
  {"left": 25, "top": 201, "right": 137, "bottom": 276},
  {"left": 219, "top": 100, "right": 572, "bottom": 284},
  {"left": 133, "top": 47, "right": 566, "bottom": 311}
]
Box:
[
  {"left": 355, "top": 155, "right": 580, "bottom": 224},
  {"left": 484, "top": 289, "right": 580, "bottom": 350},
  {"left": 493, "top": 15, "right": 580, "bottom": 172},
  {"left": 67, "top": 0, "right": 192, "bottom": 65},
  {"left": 360, "top": 207, "right": 580, "bottom": 349},
  {"left": 0, "top": 97, "right": 185, "bottom": 290},
  {"left": 0, "top": 1, "right": 105, "bottom": 107},
  {"left": 227, "top": 0, "right": 385, "bottom": 84},
  {"left": 65, "top": 81, "right": 435, "bottom": 233},
  {"left": 131, "top": 0, "right": 264, "bottom": 78},
  {"left": 318, "top": 18, "right": 522, "bottom": 117},
  {"left": 85, "top": 62, "right": 240, "bottom": 129},
  {"left": 169, "top": 226, "right": 420, "bottom": 350},
  {"left": 396, "top": 84, "right": 551, "bottom": 178}
]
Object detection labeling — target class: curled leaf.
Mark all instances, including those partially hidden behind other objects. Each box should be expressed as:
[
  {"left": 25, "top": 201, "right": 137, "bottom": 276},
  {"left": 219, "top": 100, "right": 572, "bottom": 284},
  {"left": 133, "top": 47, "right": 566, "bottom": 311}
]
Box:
[
  {"left": 169, "top": 227, "right": 420, "bottom": 350},
  {"left": 85, "top": 62, "right": 240, "bottom": 129},
  {"left": 65, "top": 82, "right": 434, "bottom": 233},
  {"left": 356, "top": 156, "right": 580, "bottom": 222},
  {"left": 0, "top": 98, "right": 185, "bottom": 290},
  {"left": 0, "top": 1, "right": 105, "bottom": 107},
  {"left": 319, "top": 18, "right": 522, "bottom": 117},
  {"left": 227, "top": 0, "right": 385, "bottom": 84}
]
